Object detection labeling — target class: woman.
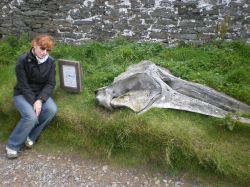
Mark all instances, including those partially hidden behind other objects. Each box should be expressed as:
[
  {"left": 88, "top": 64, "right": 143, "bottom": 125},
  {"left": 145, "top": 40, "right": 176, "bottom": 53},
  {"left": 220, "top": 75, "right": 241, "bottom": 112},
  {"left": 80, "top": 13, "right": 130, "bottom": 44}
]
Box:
[{"left": 6, "top": 34, "right": 58, "bottom": 158}]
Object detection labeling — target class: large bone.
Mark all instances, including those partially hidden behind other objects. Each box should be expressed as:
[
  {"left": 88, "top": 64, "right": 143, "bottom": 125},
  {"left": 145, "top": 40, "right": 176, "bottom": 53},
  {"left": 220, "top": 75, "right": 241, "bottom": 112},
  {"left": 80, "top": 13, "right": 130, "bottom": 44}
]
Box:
[{"left": 96, "top": 61, "right": 250, "bottom": 124}]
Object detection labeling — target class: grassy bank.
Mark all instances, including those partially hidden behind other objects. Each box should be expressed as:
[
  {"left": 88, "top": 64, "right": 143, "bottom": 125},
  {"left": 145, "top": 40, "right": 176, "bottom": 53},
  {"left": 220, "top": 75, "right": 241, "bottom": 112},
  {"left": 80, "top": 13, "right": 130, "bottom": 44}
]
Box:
[{"left": 0, "top": 35, "right": 250, "bottom": 186}]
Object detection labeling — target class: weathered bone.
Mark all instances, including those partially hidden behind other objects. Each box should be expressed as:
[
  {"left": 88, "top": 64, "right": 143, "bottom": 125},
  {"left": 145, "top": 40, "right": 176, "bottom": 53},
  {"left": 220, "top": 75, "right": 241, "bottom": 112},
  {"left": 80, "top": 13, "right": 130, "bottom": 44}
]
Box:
[{"left": 96, "top": 61, "right": 250, "bottom": 124}]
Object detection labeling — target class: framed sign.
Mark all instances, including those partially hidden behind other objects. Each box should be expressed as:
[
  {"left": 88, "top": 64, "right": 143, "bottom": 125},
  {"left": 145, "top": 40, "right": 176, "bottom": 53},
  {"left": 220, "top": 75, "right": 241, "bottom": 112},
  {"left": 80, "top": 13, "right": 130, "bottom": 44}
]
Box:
[{"left": 58, "top": 59, "right": 83, "bottom": 93}]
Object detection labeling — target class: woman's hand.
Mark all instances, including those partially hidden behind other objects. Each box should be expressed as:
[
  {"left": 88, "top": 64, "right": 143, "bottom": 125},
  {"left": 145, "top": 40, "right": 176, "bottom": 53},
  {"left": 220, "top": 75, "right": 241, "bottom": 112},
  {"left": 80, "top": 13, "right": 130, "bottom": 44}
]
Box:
[{"left": 33, "top": 100, "right": 42, "bottom": 116}]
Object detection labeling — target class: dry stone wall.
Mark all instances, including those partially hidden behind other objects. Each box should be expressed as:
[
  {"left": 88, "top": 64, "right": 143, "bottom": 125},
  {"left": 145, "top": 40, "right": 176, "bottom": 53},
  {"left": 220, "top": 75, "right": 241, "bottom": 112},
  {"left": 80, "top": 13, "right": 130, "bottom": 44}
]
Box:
[{"left": 0, "top": 0, "right": 249, "bottom": 45}]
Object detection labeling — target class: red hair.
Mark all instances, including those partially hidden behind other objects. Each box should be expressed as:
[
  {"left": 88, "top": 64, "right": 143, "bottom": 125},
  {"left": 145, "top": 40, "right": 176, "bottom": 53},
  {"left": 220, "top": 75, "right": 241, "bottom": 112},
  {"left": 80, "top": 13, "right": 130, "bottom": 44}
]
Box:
[{"left": 31, "top": 34, "right": 54, "bottom": 50}]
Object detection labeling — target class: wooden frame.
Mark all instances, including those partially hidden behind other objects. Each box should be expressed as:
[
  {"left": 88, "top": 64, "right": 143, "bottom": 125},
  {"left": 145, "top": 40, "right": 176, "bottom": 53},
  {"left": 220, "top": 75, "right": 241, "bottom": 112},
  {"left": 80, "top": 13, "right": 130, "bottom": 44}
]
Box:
[{"left": 58, "top": 59, "right": 82, "bottom": 93}]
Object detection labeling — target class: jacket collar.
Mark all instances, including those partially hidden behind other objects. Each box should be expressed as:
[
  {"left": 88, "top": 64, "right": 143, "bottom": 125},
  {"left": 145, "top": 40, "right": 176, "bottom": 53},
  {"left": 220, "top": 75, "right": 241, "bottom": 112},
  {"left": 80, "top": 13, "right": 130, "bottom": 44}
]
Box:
[{"left": 27, "top": 48, "right": 49, "bottom": 64}]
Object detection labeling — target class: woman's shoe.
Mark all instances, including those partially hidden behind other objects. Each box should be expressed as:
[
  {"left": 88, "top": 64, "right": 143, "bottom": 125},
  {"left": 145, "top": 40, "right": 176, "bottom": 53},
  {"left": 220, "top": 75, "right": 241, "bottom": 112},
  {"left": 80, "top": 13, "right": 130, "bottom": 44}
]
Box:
[
  {"left": 6, "top": 146, "right": 18, "bottom": 159},
  {"left": 25, "top": 137, "right": 34, "bottom": 148}
]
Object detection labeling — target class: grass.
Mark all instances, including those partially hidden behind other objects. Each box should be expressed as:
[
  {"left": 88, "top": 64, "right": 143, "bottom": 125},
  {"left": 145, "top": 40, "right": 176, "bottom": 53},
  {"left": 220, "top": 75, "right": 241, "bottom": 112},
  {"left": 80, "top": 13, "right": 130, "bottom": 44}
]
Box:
[{"left": 0, "top": 35, "right": 250, "bottom": 186}]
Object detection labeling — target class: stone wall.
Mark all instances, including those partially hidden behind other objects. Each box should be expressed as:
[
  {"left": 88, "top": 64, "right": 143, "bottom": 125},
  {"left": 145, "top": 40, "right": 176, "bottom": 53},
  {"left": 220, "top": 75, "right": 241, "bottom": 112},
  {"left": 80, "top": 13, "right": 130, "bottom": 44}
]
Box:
[{"left": 0, "top": 0, "right": 249, "bottom": 45}]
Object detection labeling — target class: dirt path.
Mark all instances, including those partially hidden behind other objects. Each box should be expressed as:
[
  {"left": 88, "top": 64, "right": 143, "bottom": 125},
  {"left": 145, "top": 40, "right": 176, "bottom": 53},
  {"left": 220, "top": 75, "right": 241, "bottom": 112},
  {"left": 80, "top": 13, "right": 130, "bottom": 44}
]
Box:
[{"left": 0, "top": 143, "right": 196, "bottom": 187}]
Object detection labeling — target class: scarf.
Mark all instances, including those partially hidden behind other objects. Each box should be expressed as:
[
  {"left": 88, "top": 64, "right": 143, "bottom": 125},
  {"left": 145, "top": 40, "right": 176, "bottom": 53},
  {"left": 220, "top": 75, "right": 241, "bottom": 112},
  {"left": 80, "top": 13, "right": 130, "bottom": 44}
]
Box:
[{"left": 36, "top": 54, "right": 49, "bottom": 64}]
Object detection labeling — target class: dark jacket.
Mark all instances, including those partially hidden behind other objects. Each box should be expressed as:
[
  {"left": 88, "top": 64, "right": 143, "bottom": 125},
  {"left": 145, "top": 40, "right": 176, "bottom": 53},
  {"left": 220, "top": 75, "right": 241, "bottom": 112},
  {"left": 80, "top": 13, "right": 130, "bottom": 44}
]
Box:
[{"left": 14, "top": 49, "right": 56, "bottom": 105}]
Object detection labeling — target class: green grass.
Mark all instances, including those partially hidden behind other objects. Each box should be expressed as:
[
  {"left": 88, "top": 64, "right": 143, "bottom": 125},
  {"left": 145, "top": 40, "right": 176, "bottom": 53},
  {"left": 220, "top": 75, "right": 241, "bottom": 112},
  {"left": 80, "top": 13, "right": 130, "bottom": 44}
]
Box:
[{"left": 0, "top": 35, "right": 250, "bottom": 186}]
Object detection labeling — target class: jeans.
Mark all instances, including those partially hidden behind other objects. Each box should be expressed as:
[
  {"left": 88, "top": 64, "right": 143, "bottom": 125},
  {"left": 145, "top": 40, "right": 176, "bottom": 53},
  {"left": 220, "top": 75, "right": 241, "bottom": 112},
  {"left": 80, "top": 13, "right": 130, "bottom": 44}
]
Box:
[{"left": 7, "top": 95, "right": 57, "bottom": 151}]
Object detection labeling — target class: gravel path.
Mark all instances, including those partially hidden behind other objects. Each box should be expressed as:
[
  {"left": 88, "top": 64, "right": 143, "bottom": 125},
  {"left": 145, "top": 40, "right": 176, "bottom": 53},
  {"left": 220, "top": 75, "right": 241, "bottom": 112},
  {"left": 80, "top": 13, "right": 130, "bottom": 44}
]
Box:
[{"left": 0, "top": 143, "right": 195, "bottom": 187}]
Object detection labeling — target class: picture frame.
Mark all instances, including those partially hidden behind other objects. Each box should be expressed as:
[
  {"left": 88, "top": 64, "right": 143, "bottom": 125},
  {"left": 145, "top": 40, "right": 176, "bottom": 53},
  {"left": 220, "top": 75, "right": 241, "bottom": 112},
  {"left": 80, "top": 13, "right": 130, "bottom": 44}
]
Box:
[{"left": 58, "top": 59, "right": 83, "bottom": 93}]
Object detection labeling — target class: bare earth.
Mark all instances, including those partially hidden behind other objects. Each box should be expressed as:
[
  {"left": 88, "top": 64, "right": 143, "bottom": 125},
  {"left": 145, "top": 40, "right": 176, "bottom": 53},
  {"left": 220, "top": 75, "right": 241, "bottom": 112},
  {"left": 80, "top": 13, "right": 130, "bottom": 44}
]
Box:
[{"left": 0, "top": 143, "right": 197, "bottom": 187}]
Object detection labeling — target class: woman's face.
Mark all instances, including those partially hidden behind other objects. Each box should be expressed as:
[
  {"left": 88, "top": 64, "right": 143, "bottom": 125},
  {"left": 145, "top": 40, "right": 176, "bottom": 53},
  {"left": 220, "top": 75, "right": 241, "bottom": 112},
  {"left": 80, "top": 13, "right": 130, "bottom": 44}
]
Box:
[{"left": 33, "top": 44, "right": 51, "bottom": 59}]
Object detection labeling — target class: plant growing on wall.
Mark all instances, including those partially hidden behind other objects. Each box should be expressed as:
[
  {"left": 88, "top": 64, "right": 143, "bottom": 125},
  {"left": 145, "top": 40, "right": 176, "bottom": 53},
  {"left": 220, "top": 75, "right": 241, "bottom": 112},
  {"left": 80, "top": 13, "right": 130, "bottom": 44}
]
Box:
[{"left": 215, "top": 15, "right": 230, "bottom": 41}]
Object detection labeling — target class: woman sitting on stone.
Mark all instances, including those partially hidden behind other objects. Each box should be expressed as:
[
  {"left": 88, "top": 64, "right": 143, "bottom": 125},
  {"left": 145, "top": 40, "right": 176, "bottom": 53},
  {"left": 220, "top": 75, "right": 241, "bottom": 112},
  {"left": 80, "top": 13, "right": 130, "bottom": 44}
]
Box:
[{"left": 6, "top": 34, "right": 57, "bottom": 158}]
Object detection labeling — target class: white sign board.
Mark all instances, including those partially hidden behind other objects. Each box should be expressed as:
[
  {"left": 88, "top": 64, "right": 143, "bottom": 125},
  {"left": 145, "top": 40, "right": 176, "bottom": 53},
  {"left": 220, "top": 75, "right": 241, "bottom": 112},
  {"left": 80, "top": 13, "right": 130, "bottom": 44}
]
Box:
[{"left": 58, "top": 59, "right": 83, "bottom": 93}]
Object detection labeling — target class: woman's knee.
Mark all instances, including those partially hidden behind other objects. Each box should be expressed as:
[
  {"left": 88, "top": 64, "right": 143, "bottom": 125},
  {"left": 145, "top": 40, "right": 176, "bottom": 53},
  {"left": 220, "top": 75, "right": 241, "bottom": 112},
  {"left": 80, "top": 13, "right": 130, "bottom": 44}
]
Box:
[
  {"left": 22, "top": 113, "right": 38, "bottom": 125},
  {"left": 47, "top": 103, "right": 58, "bottom": 116},
  {"left": 45, "top": 98, "right": 57, "bottom": 114}
]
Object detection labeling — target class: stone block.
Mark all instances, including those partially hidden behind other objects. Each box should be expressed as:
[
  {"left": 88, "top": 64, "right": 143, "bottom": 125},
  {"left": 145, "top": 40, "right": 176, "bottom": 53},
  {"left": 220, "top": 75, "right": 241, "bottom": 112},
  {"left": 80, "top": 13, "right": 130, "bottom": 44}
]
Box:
[
  {"left": 150, "top": 8, "right": 173, "bottom": 19},
  {"left": 149, "top": 31, "right": 170, "bottom": 40}
]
